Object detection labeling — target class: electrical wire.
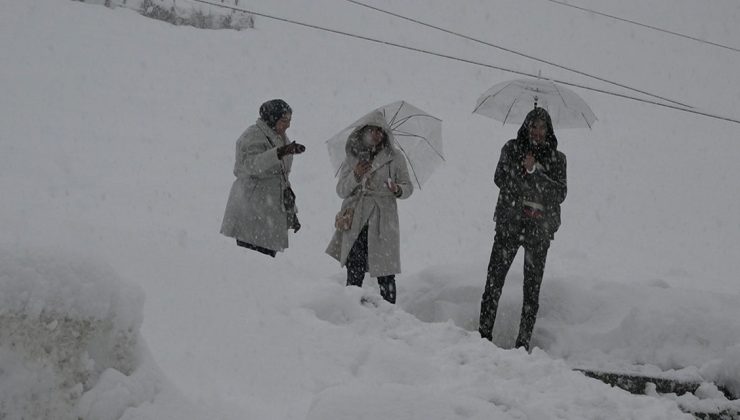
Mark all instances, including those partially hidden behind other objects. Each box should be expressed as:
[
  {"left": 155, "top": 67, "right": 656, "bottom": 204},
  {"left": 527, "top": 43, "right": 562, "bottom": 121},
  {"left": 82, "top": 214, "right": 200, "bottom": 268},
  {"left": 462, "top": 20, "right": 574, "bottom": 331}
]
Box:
[
  {"left": 189, "top": 0, "right": 740, "bottom": 126},
  {"left": 342, "top": 0, "right": 691, "bottom": 108},
  {"left": 545, "top": 0, "right": 740, "bottom": 54}
]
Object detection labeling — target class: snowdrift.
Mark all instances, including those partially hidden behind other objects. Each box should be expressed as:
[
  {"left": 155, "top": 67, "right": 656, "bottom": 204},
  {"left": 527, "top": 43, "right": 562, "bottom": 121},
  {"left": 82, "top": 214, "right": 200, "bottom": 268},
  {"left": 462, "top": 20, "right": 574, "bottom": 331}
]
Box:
[
  {"left": 401, "top": 265, "right": 740, "bottom": 401},
  {"left": 0, "top": 248, "right": 192, "bottom": 419}
]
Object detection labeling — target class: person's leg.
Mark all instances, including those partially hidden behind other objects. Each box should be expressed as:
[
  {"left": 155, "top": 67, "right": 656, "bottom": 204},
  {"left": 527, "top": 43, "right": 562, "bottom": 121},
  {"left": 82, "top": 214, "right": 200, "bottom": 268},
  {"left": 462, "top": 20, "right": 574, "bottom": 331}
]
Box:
[
  {"left": 515, "top": 238, "right": 550, "bottom": 351},
  {"left": 479, "top": 230, "right": 519, "bottom": 340},
  {"left": 377, "top": 275, "right": 396, "bottom": 304},
  {"left": 346, "top": 226, "right": 369, "bottom": 287}
]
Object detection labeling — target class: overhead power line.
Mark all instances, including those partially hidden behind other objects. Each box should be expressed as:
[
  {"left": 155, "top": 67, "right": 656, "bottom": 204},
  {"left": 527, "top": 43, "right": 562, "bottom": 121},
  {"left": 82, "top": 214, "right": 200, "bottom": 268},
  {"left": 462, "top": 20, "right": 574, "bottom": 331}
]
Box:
[
  {"left": 342, "top": 0, "right": 691, "bottom": 109},
  {"left": 190, "top": 0, "right": 740, "bottom": 126},
  {"left": 545, "top": 0, "right": 740, "bottom": 54}
]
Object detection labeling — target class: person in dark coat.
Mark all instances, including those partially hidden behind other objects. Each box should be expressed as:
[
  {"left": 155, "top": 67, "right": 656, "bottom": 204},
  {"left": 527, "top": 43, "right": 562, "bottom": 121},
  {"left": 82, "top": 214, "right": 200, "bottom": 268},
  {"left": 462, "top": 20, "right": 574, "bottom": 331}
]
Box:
[
  {"left": 220, "top": 99, "right": 306, "bottom": 257},
  {"left": 478, "top": 107, "right": 567, "bottom": 351}
]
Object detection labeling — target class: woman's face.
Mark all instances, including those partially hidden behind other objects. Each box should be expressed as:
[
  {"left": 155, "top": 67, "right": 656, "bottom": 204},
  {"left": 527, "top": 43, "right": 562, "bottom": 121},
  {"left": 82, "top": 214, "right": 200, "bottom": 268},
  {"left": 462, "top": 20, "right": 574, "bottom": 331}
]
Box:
[
  {"left": 275, "top": 113, "right": 291, "bottom": 136},
  {"left": 528, "top": 119, "right": 547, "bottom": 145},
  {"left": 363, "top": 126, "right": 384, "bottom": 146}
]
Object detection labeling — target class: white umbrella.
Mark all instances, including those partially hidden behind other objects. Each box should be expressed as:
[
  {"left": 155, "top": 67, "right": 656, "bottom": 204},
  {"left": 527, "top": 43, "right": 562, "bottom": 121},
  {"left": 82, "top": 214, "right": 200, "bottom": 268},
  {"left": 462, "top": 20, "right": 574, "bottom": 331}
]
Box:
[
  {"left": 474, "top": 78, "right": 597, "bottom": 129},
  {"left": 326, "top": 100, "right": 444, "bottom": 189}
]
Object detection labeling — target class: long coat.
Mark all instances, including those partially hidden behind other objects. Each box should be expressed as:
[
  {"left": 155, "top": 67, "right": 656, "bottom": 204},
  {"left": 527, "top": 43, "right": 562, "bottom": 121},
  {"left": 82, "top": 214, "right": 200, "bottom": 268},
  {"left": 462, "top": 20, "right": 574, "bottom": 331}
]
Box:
[
  {"left": 220, "top": 119, "right": 294, "bottom": 252},
  {"left": 325, "top": 113, "right": 413, "bottom": 277},
  {"left": 493, "top": 134, "right": 567, "bottom": 240}
]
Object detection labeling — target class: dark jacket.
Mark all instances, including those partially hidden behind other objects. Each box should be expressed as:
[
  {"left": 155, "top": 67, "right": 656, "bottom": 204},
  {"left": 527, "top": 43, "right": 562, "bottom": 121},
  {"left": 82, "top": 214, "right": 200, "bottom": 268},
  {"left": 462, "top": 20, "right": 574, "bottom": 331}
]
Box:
[{"left": 493, "top": 110, "right": 567, "bottom": 240}]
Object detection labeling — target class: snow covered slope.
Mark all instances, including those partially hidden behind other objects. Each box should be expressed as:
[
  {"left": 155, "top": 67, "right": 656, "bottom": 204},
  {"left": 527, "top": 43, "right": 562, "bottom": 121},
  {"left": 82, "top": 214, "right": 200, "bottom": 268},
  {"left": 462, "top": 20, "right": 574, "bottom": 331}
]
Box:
[{"left": 1, "top": 0, "right": 739, "bottom": 418}]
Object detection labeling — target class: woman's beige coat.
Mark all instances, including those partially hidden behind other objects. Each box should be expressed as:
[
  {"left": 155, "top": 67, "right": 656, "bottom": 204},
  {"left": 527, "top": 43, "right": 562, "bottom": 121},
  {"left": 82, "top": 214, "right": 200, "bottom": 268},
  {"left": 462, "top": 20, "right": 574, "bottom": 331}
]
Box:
[{"left": 325, "top": 111, "right": 413, "bottom": 277}]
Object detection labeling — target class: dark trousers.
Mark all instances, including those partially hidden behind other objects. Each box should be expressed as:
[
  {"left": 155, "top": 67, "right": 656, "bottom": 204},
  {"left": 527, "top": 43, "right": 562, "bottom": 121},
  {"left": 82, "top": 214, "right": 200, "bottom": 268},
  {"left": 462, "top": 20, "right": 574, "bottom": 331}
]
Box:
[
  {"left": 346, "top": 225, "right": 396, "bottom": 304},
  {"left": 479, "top": 222, "right": 550, "bottom": 350},
  {"left": 236, "top": 239, "right": 277, "bottom": 258}
]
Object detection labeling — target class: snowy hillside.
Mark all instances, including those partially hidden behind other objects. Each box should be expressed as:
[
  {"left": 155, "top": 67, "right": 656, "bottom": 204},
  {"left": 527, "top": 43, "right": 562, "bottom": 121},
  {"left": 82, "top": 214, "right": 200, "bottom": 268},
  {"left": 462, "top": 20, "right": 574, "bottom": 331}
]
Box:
[{"left": 2, "top": 0, "right": 740, "bottom": 418}]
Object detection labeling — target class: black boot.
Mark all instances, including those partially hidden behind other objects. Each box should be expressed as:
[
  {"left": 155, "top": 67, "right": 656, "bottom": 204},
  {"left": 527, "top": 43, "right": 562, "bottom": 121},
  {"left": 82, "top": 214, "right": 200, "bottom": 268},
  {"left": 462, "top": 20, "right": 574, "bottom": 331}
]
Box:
[{"left": 377, "top": 275, "right": 396, "bottom": 304}]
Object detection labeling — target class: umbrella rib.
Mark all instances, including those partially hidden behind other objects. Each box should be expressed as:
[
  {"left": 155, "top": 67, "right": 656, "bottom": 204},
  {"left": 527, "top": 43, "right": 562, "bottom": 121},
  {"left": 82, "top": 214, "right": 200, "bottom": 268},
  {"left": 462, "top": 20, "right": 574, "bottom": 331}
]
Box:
[
  {"left": 553, "top": 80, "right": 595, "bottom": 129},
  {"left": 387, "top": 101, "right": 405, "bottom": 129},
  {"left": 334, "top": 161, "right": 344, "bottom": 178},
  {"left": 502, "top": 95, "right": 521, "bottom": 126},
  {"left": 391, "top": 113, "right": 443, "bottom": 130},
  {"left": 394, "top": 131, "right": 445, "bottom": 161},
  {"left": 551, "top": 82, "right": 570, "bottom": 107},
  {"left": 581, "top": 111, "right": 593, "bottom": 129},
  {"left": 473, "top": 95, "right": 493, "bottom": 114},
  {"left": 473, "top": 81, "right": 516, "bottom": 113},
  {"left": 388, "top": 107, "right": 445, "bottom": 163},
  {"left": 393, "top": 140, "right": 423, "bottom": 189}
]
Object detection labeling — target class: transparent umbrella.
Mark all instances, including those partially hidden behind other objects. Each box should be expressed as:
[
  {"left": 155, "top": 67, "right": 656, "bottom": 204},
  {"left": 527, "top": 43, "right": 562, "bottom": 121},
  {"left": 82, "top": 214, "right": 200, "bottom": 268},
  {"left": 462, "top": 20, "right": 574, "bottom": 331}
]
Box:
[
  {"left": 474, "top": 78, "right": 597, "bottom": 129},
  {"left": 326, "top": 100, "right": 444, "bottom": 189}
]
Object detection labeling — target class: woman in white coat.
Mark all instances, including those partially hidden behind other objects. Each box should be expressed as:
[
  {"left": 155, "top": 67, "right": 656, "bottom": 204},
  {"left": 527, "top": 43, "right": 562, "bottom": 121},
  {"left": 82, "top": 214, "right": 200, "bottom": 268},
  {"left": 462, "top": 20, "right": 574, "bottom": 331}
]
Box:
[
  {"left": 326, "top": 111, "right": 413, "bottom": 303},
  {"left": 220, "top": 99, "right": 305, "bottom": 257}
]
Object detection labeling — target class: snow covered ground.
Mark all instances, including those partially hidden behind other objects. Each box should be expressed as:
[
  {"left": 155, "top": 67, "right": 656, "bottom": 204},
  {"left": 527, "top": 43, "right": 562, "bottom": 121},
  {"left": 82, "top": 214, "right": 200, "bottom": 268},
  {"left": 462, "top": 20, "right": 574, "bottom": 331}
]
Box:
[{"left": 2, "top": 0, "right": 740, "bottom": 418}]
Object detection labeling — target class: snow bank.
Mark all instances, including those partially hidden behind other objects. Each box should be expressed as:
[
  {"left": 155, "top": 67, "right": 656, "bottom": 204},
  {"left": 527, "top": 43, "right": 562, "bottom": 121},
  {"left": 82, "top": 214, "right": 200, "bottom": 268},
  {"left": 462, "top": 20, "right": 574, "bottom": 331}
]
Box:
[
  {"left": 0, "top": 247, "right": 190, "bottom": 419},
  {"left": 301, "top": 284, "right": 693, "bottom": 420},
  {"left": 401, "top": 265, "right": 740, "bottom": 398},
  {"left": 0, "top": 248, "right": 143, "bottom": 328}
]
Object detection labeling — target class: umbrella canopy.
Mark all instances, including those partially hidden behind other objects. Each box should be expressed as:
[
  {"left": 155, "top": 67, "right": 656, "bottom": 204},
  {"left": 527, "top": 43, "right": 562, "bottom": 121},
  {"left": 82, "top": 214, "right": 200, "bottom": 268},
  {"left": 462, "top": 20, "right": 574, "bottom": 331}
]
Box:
[
  {"left": 327, "top": 100, "right": 444, "bottom": 189},
  {"left": 474, "top": 78, "right": 597, "bottom": 129}
]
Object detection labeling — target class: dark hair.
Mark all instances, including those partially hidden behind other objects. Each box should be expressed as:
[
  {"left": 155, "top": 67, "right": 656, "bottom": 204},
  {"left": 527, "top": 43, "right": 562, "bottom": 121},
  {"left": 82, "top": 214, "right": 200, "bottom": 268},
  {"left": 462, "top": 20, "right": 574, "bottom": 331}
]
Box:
[
  {"left": 516, "top": 107, "right": 558, "bottom": 149},
  {"left": 259, "top": 99, "right": 292, "bottom": 128},
  {"left": 361, "top": 125, "right": 388, "bottom": 144},
  {"left": 346, "top": 124, "right": 389, "bottom": 161}
]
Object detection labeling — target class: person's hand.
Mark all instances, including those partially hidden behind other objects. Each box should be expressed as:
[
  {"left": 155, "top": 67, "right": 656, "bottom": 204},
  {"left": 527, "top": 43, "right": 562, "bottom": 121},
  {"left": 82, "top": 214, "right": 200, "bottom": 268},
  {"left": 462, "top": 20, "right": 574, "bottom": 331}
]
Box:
[
  {"left": 386, "top": 178, "right": 400, "bottom": 195},
  {"left": 522, "top": 153, "right": 536, "bottom": 173},
  {"left": 354, "top": 160, "right": 372, "bottom": 180},
  {"left": 277, "top": 142, "right": 306, "bottom": 159},
  {"left": 289, "top": 214, "right": 301, "bottom": 232}
]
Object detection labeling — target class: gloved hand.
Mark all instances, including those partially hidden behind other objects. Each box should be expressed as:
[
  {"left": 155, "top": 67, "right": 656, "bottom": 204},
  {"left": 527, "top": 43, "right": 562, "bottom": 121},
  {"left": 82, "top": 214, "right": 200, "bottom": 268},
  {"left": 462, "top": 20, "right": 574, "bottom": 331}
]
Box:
[
  {"left": 353, "top": 160, "right": 372, "bottom": 181},
  {"left": 277, "top": 142, "right": 306, "bottom": 159},
  {"left": 522, "top": 153, "right": 536, "bottom": 173},
  {"left": 289, "top": 214, "right": 301, "bottom": 233}
]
